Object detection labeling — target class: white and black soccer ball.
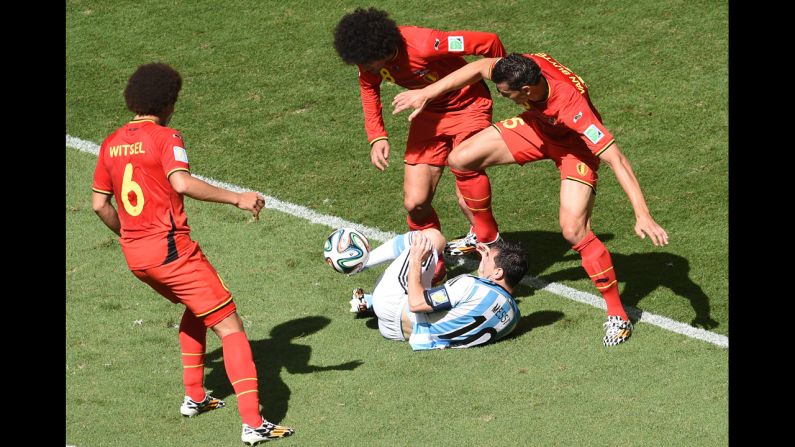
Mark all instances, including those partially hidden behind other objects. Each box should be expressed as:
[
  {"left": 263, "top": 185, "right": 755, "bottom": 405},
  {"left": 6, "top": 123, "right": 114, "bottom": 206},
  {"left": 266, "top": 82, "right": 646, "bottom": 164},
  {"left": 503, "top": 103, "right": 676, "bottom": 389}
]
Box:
[{"left": 324, "top": 228, "right": 370, "bottom": 274}]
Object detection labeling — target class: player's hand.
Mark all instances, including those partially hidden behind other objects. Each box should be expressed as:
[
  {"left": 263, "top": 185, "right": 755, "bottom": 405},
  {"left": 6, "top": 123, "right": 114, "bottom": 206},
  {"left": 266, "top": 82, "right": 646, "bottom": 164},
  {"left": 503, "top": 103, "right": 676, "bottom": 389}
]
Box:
[
  {"left": 392, "top": 90, "right": 429, "bottom": 121},
  {"left": 410, "top": 231, "right": 434, "bottom": 264},
  {"left": 634, "top": 214, "right": 669, "bottom": 246},
  {"left": 370, "top": 140, "right": 390, "bottom": 171},
  {"left": 237, "top": 192, "right": 266, "bottom": 220}
]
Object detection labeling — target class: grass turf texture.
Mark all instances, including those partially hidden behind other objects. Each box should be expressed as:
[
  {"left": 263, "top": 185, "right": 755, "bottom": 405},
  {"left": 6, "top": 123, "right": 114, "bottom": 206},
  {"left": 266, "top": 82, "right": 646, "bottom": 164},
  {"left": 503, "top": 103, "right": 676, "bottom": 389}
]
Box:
[{"left": 67, "top": 1, "right": 727, "bottom": 445}]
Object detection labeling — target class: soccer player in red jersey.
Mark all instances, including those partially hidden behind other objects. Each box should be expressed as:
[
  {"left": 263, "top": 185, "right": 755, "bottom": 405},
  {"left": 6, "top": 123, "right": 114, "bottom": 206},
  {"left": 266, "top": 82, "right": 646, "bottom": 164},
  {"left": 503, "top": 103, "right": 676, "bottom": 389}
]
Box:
[
  {"left": 91, "top": 63, "right": 294, "bottom": 444},
  {"left": 393, "top": 53, "right": 670, "bottom": 346},
  {"left": 333, "top": 8, "right": 506, "bottom": 283}
]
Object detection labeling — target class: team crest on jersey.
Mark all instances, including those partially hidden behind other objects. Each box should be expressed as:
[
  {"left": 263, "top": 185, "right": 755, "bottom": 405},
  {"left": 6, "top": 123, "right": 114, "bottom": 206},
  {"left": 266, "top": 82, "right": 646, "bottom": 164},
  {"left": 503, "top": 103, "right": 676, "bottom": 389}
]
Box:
[
  {"left": 584, "top": 124, "right": 604, "bottom": 144},
  {"left": 173, "top": 146, "right": 189, "bottom": 163},
  {"left": 577, "top": 163, "right": 589, "bottom": 176},
  {"left": 448, "top": 36, "right": 464, "bottom": 52},
  {"left": 429, "top": 289, "right": 448, "bottom": 305},
  {"left": 434, "top": 38, "right": 441, "bottom": 50},
  {"left": 573, "top": 111, "right": 583, "bottom": 123}
]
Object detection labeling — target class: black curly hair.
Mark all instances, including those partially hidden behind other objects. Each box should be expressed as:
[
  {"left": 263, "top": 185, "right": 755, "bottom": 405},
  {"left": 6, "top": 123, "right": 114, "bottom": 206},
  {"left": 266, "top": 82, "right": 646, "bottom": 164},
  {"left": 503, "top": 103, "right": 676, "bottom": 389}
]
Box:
[
  {"left": 333, "top": 7, "right": 403, "bottom": 65},
  {"left": 124, "top": 63, "right": 182, "bottom": 116},
  {"left": 492, "top": 53, "right": 542, "bottom": 90},
  {"left": 491, "top": 239, "right": 528, "bottom": 288}
]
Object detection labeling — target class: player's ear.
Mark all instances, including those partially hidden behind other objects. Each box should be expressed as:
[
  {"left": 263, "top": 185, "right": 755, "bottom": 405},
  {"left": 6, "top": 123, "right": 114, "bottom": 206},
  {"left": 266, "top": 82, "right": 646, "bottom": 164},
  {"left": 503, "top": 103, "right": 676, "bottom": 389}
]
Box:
[{"left": 492, "top": 267, "right": 505, "bottom": 281}]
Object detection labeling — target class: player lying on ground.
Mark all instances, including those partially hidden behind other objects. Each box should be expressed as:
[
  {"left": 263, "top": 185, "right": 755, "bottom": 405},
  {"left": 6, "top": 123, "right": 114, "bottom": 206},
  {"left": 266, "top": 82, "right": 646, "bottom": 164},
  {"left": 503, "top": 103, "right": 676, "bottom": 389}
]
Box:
[{"left": 350, "top": 229, "right": 528, "bottom": 350}]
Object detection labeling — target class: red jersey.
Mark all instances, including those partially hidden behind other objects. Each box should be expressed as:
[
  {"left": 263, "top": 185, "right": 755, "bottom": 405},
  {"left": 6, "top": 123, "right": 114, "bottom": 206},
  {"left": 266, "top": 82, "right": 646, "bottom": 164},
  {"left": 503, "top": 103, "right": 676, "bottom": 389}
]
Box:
[
  {"left": 358, "top": 26, "right": 505, "bottom": 144},
  {"left": 92, "top": 119, "right": 195, "bottom": 270},
  {"left": 495, "top": 53, "right": 615, "bottom": 156}
]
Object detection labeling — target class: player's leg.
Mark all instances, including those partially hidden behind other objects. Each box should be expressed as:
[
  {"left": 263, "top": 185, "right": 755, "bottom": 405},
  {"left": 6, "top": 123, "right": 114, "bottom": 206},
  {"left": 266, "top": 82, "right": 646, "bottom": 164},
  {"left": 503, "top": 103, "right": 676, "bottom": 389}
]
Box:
[
  {"left": 131, "top": 258, "right": 225, "bottom": 417},
  {"left": 211, "top": 313, "right": 294, "bottom": 443},
  {"left": 403, "top": 162, "right": 444, "bottom": 232},
  {"left": 167, "top": 244, "right": 292, "bottom": 439},
  {"left": 177, "top": 309, "right": 216, "bottom": 415},
  {"left": 447, "top": 125, "right": 516, "bottom": 245},
  {"left": 371, "top": 229, "right": 441, "bottom": 340},
  {"left": 558, "top": 161, "right": 632, "bottom": 346}
]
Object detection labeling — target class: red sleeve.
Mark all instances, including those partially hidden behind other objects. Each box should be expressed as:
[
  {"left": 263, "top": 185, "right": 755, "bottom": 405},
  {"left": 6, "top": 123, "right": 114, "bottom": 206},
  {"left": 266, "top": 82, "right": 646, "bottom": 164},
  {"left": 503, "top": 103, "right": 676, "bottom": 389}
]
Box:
[
  {"left": 422, "top": 29, "right": 506, "bottom": 59},
  {"left": 92, "top": 139, "right": 113, "bottom": 195},
  {"left": 558, "top": 92, "right": 615, "bottom": 156},
  {"left": 158, "top": 129, "right": 191, "bottom": 178},
  {"left": 357, "top": 69, "right": 389, "bottom": 144}
]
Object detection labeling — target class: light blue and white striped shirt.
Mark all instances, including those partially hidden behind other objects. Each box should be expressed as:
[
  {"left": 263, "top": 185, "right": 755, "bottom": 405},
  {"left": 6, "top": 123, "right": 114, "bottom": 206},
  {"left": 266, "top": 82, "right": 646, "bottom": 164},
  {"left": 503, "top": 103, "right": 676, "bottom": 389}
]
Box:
[{"left": 409, "top": 274, "right": 519, "bottom": 350}]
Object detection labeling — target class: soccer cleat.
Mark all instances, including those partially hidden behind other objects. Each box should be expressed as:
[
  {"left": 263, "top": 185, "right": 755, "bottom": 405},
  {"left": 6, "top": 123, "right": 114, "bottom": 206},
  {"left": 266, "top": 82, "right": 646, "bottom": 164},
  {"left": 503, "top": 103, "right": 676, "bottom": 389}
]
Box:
[
  {"left": 444, "top": 230, "right": 478, "bottom": 256},
  {"left": 180, "top": 394, "right": 225, "bottom": 417},
  {"left": 603, "top": 315, "right": 634, "bottom": 346},
  {"left": 350, "top": 288, "right": 369, "bottom": 313},
  {"left": 242, "top": 419, "right": 295, "bottom": 445}
]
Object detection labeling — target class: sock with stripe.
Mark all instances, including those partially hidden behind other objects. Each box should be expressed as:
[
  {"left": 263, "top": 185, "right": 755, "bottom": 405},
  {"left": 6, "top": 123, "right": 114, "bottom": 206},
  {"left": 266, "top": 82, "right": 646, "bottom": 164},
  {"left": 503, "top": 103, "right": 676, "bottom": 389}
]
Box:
[
  {"left": 364, "top": 231, "right": 415, "bottom": 269},
  {"left": 221, "top": 331, "right": 263, "bottom": 427},
  {"left": 179, "top": 309, "right": 207, "bottom": 402},
  {"left": 451, "top": 168, "right": 499, "bottom": 243},
  {"left": 572, "top": 231, "right": 628, "bottom": 320}
]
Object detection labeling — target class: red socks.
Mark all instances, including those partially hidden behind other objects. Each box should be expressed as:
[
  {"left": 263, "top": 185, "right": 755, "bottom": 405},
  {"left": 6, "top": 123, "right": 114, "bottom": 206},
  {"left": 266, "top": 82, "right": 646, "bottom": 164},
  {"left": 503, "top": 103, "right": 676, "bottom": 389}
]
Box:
[
  {"left": 572, "top": 231, "right": 628, "bottom": 320},
  {"left": 451, "top": 168, "right": 499, "bottom": 243},
  {"left": 179, "top": 310, "right": 207, "bottom": 402},
  {"left": 222, "top": 332, "right": 263, "bottom": 427},
  {"left": 406, "top": 207, "right": 441, "bottom": 232}
]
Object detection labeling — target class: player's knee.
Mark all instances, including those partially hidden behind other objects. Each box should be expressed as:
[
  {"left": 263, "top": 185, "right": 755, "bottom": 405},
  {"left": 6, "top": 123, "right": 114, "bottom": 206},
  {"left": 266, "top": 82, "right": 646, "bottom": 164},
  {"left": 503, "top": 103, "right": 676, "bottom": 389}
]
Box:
[
  {"left": 210, "top": 311, "right": 245, "bottom": 338},
  {"left": 421, "top": 228, "right": 446, "bottom": 252},
  {"left": 404, "top": 197, "right": 431, "bottom": 215},
  {"left": 560, "top": 222, "right": 588, "bottom": 245},
  {"left": 447, "top": 148, "right": 466, "bottom": 170}
]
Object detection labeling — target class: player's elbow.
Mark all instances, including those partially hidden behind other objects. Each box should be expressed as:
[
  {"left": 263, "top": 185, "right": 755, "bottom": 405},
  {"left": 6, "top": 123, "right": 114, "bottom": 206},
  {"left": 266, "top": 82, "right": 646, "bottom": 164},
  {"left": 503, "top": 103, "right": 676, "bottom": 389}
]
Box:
[
  {"left": 169, "top": 171, "right": 191, "bottom": 195},
  {"left": 91, "top": 193, "right": 110, "bottom": 213}
]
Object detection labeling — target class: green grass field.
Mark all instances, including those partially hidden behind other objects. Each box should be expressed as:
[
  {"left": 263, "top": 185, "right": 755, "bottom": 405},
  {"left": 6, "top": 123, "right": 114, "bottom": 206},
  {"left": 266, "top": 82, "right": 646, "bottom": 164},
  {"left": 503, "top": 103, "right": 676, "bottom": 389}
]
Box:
[{"left": 67, "top": 1, "right": 727, "bottom": 445}]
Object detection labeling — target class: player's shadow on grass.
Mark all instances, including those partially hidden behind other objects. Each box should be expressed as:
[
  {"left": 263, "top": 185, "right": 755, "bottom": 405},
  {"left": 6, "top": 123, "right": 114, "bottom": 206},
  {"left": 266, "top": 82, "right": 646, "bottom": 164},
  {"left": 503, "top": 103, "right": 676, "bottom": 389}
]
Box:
[
  {"left": 449, "top": 230, "right": 719, "bottom": 330},
  {"left": 504, "top": 310, "right": 566, "bottom": 340},
  {"left": 203, "top": 316, "right": 362, "bottom": 423}
]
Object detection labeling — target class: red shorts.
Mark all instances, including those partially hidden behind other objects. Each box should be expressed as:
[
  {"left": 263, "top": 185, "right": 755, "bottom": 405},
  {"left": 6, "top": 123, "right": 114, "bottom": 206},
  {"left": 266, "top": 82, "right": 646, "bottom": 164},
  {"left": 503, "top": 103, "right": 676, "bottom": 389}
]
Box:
[
  {"left": 493, "top": 116, "right": 601, "bottom": 192},
  {"left": 131, "top": 241, "right": 236, "bottom": 328},
  {"left": 404, "top": 97, "right": 493, "bottom": 166}
]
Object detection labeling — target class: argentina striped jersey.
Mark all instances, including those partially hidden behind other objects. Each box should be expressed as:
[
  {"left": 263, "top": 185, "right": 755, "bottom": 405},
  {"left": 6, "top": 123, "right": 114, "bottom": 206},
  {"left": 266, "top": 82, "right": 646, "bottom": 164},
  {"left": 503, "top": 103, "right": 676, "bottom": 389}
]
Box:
[{"left": 409, "top": 274, "right": 519, "bottom": 350}]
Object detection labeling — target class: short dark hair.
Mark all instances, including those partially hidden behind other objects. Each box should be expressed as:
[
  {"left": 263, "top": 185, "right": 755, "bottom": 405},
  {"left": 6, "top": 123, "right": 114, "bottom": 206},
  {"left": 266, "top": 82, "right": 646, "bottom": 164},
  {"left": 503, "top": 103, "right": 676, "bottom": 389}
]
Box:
[
  {"left": 333, "top": 7, "right": 403, "bottom": 65},
  {"left": 492, "top": 53, "right": 542, "bottom": 90},
  {"left": 124, "top": 63, "right": 182, "bottom": 116},
  {"left": 491, "top": 239, "right": 528, "bottom": 288}
]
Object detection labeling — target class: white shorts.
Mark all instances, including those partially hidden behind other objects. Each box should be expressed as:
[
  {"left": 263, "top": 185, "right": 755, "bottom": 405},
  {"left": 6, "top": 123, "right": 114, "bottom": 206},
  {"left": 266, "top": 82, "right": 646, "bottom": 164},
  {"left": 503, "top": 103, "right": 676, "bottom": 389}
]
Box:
[{"left": 372, "top": 246, "right": 437, "bottom": 341}]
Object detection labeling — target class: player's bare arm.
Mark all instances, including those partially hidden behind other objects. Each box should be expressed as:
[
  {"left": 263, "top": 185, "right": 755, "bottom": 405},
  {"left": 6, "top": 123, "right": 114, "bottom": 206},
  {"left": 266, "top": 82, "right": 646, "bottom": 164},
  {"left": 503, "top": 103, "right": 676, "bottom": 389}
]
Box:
[
  {"left": 407, "top": 233, "right": 434, "bottom": 313},
  {"left": 169, "top": 171, "right": 265, "bottom": 219},
  {"left": 370, "top": 139, "right": 391, "bottom": 171},
  {"left": 598, "top": 144, "right": 669, "bottom": 246},
  {"left": 91, "top": 192, "right": 121, "bottom": 236},
  {"left": 392, "top": 57, "right": 498, "bottom": 120}
]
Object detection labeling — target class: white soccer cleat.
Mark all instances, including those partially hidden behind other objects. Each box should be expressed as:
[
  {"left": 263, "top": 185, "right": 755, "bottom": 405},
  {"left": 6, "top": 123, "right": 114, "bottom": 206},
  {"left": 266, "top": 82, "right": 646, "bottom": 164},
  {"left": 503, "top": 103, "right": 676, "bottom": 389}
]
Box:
[
  {"left": 603, "top": 316, "right": 633, "bottom": 346},
  {"left": 242, "top": 419, "right": 295, "bottom": 445},
  {"left": 180, "top": 394, "right": 225, "bottom": 417}
]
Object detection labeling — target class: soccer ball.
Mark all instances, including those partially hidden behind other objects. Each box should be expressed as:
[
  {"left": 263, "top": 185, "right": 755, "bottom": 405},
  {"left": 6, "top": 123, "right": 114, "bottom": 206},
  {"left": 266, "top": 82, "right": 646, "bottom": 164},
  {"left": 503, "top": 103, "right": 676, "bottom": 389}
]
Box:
[{"left": 324, "top": 228, "right": 370, "bottom": 274}]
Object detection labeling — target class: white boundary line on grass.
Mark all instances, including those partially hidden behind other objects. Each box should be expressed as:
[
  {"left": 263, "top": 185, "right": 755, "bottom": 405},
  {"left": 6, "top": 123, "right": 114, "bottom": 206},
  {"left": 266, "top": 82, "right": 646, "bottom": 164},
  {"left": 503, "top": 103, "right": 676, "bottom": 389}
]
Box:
[{"left": 67, "top": 134, "right": 728, "bottom": 348}]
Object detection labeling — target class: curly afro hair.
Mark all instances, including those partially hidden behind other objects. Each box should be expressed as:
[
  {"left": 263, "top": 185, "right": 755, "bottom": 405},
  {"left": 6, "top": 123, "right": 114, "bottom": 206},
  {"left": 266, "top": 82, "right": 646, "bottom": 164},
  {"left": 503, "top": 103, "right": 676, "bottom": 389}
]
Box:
[
  {"left": 333, "top": 7, "right": 403, "bottom": 65},
  {"left": 124, "top": 63, "right": 182, "bottom": 116}
]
